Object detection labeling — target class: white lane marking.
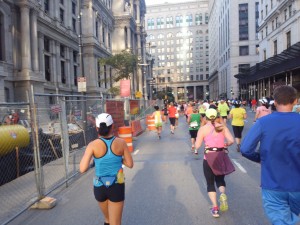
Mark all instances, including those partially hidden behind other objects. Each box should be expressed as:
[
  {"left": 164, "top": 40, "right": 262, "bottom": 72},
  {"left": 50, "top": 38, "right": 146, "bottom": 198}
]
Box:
[
  {"left": 232, "top": 159, "right": 247, "bottom": 173},
  {"left": 133, "top": 149, "right": 140, "bottom": 155}
]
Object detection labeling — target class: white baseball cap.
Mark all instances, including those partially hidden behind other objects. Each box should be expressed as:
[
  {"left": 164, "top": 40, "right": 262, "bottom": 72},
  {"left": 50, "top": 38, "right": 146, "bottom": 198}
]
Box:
[{"left": 95, "top": 113, "right": 113, "bottom": 128}]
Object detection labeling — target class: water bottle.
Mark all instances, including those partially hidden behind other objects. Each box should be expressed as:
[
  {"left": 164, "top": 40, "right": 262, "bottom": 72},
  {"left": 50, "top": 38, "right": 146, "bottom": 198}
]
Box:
[{"left": 117, "top": 168, "right": 125, "bottom": 184}]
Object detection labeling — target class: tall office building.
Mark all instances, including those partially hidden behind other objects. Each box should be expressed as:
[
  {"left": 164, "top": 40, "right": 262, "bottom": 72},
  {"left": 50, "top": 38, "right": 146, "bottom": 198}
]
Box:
[
  {"left": 145, "top": 1, "right": 209, "bottom": 102},
  {"left": 209, "top": 0, "right": 259, "bottom": 100},
  {"left": 236, "top": 0, "right": 300, "bottom": 99},
  {"left": 0, "top": 0, "right": 146, "bottom": 102}
]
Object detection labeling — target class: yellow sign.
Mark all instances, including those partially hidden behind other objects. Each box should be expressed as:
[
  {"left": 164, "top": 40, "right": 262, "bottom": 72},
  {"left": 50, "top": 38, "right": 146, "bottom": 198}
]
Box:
[{"left": 135, "top": 91, "right": 143, "bottom": 98}]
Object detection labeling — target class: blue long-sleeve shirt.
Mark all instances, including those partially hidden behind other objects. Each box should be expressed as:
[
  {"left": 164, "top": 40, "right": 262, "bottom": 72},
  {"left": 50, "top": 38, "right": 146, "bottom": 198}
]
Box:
[{"left": 241, "top": 112, "right": 300, "bottom": 191}]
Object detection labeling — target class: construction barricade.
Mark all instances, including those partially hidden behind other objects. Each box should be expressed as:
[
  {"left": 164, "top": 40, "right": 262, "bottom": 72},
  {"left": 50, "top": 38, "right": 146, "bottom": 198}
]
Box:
[
  {"left": 118, "top": 126, "right": 133, "bottom": 152},
  {"left": 146, "top": 115, "right": 156, "bottom": 131},
  {"left": 131, "top": 120, "right": 143, "bottom": 137}
]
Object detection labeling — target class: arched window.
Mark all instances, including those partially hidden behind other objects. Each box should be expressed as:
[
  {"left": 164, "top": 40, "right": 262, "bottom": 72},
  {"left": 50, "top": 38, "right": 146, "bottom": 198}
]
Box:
[
  {"left": 176, "top": 32, "right": 182, "bottom": 37},
  {"left": 167, "top": 33, "right": 173, "bottom": 38},
  {"left": 158, "top": 34, "right": 164, "bottom": 39},
  {"left": 0, "top": 12, "right": 4, "bottom": 61}
]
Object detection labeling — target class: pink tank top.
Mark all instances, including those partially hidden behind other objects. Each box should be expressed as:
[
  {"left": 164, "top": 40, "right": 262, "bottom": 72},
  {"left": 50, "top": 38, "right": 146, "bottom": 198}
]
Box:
[
  {"left": 204, "top": 124, "right": 225, "bottom": 148},
  {"left": 256, "top": 106, "right": 271, "bottom": 119}
]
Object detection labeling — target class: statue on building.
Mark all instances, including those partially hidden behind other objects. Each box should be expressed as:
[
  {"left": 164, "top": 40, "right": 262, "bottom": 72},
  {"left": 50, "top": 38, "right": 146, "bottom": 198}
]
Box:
[{"left": 125, "top": 1, "right": 131, "bottom": 13}]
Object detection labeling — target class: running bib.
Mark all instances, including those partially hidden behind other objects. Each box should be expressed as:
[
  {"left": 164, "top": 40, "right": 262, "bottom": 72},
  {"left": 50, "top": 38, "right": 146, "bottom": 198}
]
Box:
[{"left": 190, "top": 121, "right": 198, "bottom": 128}]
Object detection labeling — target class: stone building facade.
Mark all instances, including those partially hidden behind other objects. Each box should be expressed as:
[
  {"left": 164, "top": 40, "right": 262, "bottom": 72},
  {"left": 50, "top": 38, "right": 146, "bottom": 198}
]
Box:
[
  {"left": 145, "top": 0, "right": 210, "bottom": 102},
  {"left": 0, "top": 0, "right": 146, "bottom": 103},
  {"left": 235, "top": 0, "right": 300, "bottom": 99},
  {"left": 208, "top": 0, "right": 259, "bottom": 100}
]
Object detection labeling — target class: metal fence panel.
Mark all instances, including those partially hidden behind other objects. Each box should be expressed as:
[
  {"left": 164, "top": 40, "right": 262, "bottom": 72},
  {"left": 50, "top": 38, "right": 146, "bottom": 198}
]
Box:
[{"left": 0, "top": 103, "right": 38, "bottom": 223}]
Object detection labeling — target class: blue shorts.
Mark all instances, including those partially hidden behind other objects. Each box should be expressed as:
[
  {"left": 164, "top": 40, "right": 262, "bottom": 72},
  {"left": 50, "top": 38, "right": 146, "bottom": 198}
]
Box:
[{"left": 262, "top": 189, "right": 300, "bottom": 225}]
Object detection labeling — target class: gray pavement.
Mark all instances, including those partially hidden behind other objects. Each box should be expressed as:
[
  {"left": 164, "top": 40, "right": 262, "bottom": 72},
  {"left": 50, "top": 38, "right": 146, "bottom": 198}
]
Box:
[{"left": 7, "top": 109, "right": 294, "bottom": 225}]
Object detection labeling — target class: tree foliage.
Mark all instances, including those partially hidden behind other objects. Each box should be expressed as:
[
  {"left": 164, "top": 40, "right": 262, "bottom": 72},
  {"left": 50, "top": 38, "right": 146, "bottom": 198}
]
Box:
[{"left": 99, "top": 50, "right": 139, "bottom": 82}]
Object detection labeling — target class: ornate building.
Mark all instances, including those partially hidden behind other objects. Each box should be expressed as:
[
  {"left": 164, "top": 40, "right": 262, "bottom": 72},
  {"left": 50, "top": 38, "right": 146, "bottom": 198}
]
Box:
[
  {"left": 0, "top": 0, "right": 147, "bottom": 103},
  {"left": 145, "top": 1, "right": 210, "bottom": 102}
]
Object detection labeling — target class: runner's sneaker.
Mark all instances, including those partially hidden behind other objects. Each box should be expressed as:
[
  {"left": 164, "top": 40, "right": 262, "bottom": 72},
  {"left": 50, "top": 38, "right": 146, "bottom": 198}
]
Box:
[
  {"left": 191, "top": 145, "right": 195, "bottom": 152},
  {"left": 219, "top": 193, "right": 228, "bottom": 211},
  {"left": 211, "top": 206, "right": 220, "bottom": 218},
  {"left": 194, "top": 149, "right": 198, "bottom": 155}
]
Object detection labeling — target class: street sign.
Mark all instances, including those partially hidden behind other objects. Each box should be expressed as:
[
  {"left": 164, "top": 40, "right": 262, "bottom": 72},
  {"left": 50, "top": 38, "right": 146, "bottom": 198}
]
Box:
[
  {"left": 135, "top": 91, "right": 143, "bottom": 98},
  {"left": 77, "top": 77, "right": 86, "bottom": 92}
]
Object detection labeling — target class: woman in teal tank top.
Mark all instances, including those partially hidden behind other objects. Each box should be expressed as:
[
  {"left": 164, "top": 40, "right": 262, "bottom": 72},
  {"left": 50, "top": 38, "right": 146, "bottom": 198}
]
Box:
[{"left": 80, "top": 113, "right": 133, "bottom": 225}]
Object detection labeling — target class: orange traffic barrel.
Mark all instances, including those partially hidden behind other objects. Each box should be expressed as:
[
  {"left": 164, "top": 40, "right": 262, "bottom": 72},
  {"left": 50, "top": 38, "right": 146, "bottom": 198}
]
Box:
[
  {"left": 118, "top": 126, "right": 133, "bottom": 152},
  {"left": 146, "top": 115, "right": 156, "bottom": 131}
]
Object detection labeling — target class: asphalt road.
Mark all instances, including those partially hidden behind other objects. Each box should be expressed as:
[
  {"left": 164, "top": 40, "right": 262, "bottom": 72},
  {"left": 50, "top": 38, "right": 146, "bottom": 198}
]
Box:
[{"left": 8, "top": 110, "right": 285, "bottom": 225}]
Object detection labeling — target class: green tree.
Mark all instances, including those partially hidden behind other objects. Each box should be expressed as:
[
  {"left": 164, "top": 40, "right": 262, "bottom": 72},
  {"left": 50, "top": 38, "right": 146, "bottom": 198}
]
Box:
[{"left": 99, "top": 50, "right": 139, "bottom": 82}]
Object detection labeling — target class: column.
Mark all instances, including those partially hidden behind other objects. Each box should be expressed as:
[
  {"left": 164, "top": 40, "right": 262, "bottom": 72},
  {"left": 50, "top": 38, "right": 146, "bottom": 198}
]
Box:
[
  {"left": 135, "top": 0, "right": 140, "bottom": 23},
  {"left": 31, "top": 10, "right": 39, "bottom": 71},
  {"left": 127, "top": 28, "right": 132, "bottom": 49},
  {"left": 38, "top": 33, "right": 44, "bottom": 76},
  {"left": 20, "top": 6, "right": 32, "bottom": 72}
]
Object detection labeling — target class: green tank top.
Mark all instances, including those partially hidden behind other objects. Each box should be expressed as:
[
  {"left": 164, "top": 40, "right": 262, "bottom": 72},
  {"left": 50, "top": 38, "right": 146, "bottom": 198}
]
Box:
[{"left": 189, "top": 113, "right": 201, "bottom": 130}]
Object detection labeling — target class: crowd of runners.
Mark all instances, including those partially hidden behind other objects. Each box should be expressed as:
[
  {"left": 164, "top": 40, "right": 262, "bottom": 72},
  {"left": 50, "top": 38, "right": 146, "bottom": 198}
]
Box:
[
  {"left": 79, "top": 85, "right": 300, "bottom": 225},
  {"left": 149, "top": 87, "right": 300, "bottom": 223}
]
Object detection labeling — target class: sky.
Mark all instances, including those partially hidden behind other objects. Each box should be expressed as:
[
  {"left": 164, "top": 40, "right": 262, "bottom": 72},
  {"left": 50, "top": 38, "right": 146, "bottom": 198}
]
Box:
[{"left": 145, "top": 0, "right": 186, "bottom": 6}]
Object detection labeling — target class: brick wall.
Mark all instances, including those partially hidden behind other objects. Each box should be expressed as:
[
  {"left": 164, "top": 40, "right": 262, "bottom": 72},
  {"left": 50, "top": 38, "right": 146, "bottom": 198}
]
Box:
[{"left": 105, "top": 100, "right": 125, "bottom": 136}]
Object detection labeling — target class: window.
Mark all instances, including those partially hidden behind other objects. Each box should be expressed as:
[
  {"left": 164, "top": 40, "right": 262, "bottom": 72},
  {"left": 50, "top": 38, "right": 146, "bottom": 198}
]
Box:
[
  {"left": 195, "top": 14, "right": 201, "bottom": 25},
  {"left": 104, "top": 65, "right": 107, "bottom": 88},
  {"left": 73, "top": 51, "right": 77, "bottom": 63},
  {"left": 263, "top": 49, "right": 266, "bottom": 60},
  {"left": 272, "top": 20, "right": 275, "bottom": 31},
  {"left": 102, "top": 27, "right": 105, "bottom": 44},
  {"left": 74, "top": 66, "right": 78, "bottom": 86},
  {"left": 256, "top": 45, "right": 259, "bottom": 55},
  {"left": 44, "top": 55, "right": 51, "bottom": 81},
  {"left": 72, "top": 2, "right": 76, "bottom": 15},
  {"left": 186, "top": 14, "right": 192, "bottom": 26},
  {"left": 60, "top": 0, "right": 64, "bottom": 5},
  {"left": 289, "top": 5, "right": 292, "bottom": 18},
  {"left": 166, "top": 16, "right": 173, "bottom": 28},
  {"left": 286, "top": 31, "right": 291, "bottom": 48},
  {"left": 108, "top": 32, "right": 111, "bottom": 48},
  {"left": 238, "top": 64, "right": 250, "bottom": 74},
  {"left": 284, "top": 9, "right": 288, "bottom": 21},
  {"left": 60, "top": 45, "right": 65, "bottom": 58},
  {"left": 239, "top": 46, "right": 249, "bottom": 56},
  {"left": 44, "top": 0, "right": 50, "bottom": 13},
  {"left": 273, "top": 40, "right": 277, "bottom": 55},
  {"left": 60, "top": 8, "right": 64, "bottom": 23},
  {"left": 61, "top": 61, "right": 66, "bottom": 83},
  {"left": 265, "top": 5, "right": 268, "bottom": 16},
  {"left": 72, "top": 18, "right": 76, "bottom": 32},
  {"left": 44, "top": 36, "right": 50, "bottom": 52},
  {"left": 0, "top": 13, "right": 4, "bottom": 61},
  {"left": 97, "top": 60, "right": 101, "bottom": 87},
  {"left": 205, "top": 13, "right": 209, "bottom": 24},
  {"left": 239, "top": 4, "right": 249, "bottom": 40},
  {"left": 265, "top": 26, "right": 268, "bottom": 36},
  {"left": 271, "top": 0, "right": 273, "bottom": 9}
]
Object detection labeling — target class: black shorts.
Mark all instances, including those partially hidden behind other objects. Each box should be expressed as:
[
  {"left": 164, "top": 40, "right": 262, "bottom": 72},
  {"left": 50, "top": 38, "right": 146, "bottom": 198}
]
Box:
[
  {"left": 169, "top": 117, "right": 176, "bottom": 126},
  {"left": 94, "top": 183, "right": 125, "bottom": 202},
  {"left": 189, "top": 130, "right": 198, "bottom": 138},
  {"left": 232, "top": 125, "right": 244, "bottom": 138},
  {"left": 222, "top": 116, "right": 227, "bottom": 119}
]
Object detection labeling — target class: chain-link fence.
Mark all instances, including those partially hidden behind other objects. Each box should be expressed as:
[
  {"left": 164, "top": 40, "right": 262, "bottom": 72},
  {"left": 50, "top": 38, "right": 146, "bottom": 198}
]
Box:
[
  {"left": 0, "top": 94, "right": 153, "bottom": 224},
  {"left": 0, "top": 102, "right": 37, "bottom": 224}
]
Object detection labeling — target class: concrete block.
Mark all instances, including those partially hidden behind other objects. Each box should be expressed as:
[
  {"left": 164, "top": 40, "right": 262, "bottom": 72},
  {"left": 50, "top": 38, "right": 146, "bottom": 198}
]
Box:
[{"left": 30, "top": 197, "right": 57, "bottom": 209}]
